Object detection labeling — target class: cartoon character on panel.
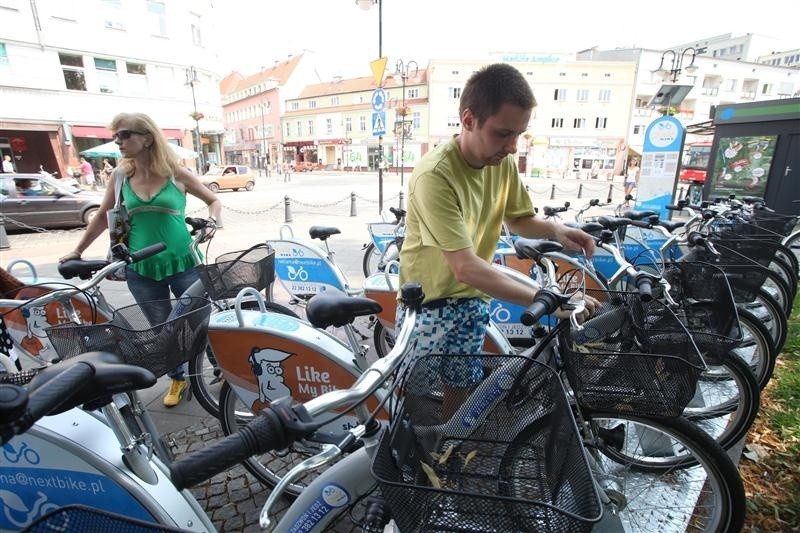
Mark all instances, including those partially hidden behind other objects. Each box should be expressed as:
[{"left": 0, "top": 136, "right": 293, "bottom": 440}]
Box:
[{"left": 249, "top": 347, "right": 293, "bottom": 411}]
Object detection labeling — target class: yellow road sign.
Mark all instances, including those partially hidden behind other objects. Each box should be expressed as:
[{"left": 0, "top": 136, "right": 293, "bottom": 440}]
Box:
[{"left": 370, "top": 57, "right": 388, "bottom": 87}]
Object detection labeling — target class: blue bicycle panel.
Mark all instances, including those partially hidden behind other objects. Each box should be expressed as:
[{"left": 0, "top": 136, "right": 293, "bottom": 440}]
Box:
[{"left": 268, "top": 240, "right": 348, "bottom": 298}]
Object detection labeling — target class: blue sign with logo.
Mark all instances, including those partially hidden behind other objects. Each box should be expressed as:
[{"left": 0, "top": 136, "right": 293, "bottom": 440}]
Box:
[
  {"left": 371, "top": 111, "right": 386, "bottom": 137},
  {"left": 637, "top": 116, "right": 685, "bottom": 219},
  {"left": 371, "top": 88, "right": 386, "bottom": 111}
]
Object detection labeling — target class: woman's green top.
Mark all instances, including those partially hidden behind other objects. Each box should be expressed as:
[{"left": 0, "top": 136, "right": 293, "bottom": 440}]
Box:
[{"left": 123, "top": 177, "right": 199, "bottom": 280}]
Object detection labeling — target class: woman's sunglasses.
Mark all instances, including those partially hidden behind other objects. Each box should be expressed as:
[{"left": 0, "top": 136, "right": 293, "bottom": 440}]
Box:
[{"left": 112, "top": 130, "right": 146, "bottom": 141}]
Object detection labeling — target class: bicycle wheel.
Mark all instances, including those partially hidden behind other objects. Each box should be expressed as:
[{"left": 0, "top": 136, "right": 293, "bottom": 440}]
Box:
[
  {"left": 769, "top": 256, "right": 797, "bottom": 299},
  {"left": 682, "top": 352, "right": 760, "bottom": 453},
  {"left": 373, "top": 322, "right": 395, "bottom": 358},
  {"left": 219, "top": 382, "right": 329, "bottom": 496},
  {"left": 737, "top": 288, "right": 787, "bottom": 353},
  {"left": 188, "top": 300, "right": 299, "bottom": 419},
  {"left": 761, "top": 268, "right": 793, "bottom": 315},
  {"left": 783, "top": 232, "right": 800, "bottom": 278},
  {"left": 581, "top": 411, "right": 745, "bottom": 532},
  {"left": 362, "top": 242, "right": 380, "bottom": 278},
  {"left": 731, "top": 307, "right": 777, "bottom": 390}
]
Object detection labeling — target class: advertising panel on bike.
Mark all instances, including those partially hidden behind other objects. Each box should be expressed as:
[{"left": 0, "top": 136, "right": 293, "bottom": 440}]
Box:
[{"left": 268, "top": 240, "right": 348, "bottom": 299}]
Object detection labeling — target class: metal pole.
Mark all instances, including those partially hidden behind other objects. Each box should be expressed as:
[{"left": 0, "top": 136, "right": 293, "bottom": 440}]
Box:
[
  {"left": 261, "top": 101, "right": 267, "bottom": 173},
  {"left": 400, "top": 73, "right": 406, "bottom": 188},
  {"left": 376, "top": 0, "right": 383, "bottom": 215},
  {"left": 187, "top": 66, "right": 204, "bottom": 173}
]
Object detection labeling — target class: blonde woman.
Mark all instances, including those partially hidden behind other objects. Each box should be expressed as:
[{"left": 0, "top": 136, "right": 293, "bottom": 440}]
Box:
[{"left": 59, "top": 112, "right": 221, "bottom": 407}]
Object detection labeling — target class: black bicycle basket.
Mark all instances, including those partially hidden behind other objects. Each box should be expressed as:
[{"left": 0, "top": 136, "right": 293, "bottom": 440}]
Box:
[
  {"left": 558, "top": 289, "right": 706, "bottom": 417},
  {"left": 45, "top": 297, "right": 211, "bottom": 378},
  {"left": 371, "top": 354, "right": 602, "bottom": 532},
  {"left": 661, "top": 261, "right": 743, "bottom": 361},
  {"left": 23, "top": 504, "right": 187, "bottom": 532},
  {"left": 750, "top": 209, "right": 798, "bottom": 237},
  {"left": 197, "top": 244, "right": 275, "bottom": 300}
]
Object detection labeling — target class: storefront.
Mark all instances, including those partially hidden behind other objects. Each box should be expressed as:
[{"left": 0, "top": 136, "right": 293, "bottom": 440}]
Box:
[{"left": 0, "top": 121, "right": 65, "bottom": 176}]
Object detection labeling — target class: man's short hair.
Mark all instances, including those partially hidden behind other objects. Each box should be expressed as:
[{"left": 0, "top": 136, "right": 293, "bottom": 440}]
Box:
[{"left": 459, "top": 64, "right": 536, "bottom": 125}]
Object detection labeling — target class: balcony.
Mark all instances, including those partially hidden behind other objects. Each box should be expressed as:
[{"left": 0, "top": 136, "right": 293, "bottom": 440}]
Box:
[
  {"left": 701, "top": 87, "right": 720, "bottom": 96},
  {"left": 740, "top": 91, "right": 756, "bottom": 100}
]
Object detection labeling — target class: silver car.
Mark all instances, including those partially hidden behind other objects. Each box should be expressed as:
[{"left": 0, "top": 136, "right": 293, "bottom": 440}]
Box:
[{"left": 0, "top": 173, "right": 103, "bottom": 230}]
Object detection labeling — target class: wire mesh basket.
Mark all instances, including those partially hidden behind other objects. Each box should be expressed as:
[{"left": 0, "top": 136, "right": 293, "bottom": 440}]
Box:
[
  {"left": 45, "top": 297, "right": 211, "bottom": 379},
  {"left": 372, "top": 354, "right": 602, "bottom": 532},
  {"left": 23, "top": 504, "right": 187, "bottom": 532},
  {"left": 558, "top": 289, "right": 706, "bottom": 417},
  {"left": 660, "top": 261, "right": 743, "bottom": 361},
  {"left": 197, "top": 244, "right": 275, "bottom": 300},
  {"left": 707, "top": 231, "right": 781, "bottom": 267},
  {"left": 750, "top": 210, "right": 798, "bottom": 237}
]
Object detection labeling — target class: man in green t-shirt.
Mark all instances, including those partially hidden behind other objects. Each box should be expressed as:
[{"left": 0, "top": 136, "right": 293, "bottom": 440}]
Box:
[{"left": 397, "top": 64, "right": 597, "bottom": 409}]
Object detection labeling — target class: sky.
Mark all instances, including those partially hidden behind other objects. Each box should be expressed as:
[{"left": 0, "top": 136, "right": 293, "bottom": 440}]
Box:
[{"left": 212, "top": 0, "right": 799, "bottom": 81}]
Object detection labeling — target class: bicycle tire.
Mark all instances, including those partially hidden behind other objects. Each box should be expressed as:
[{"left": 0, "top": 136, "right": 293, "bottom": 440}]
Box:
[
  {"left": 682, "top": 352, "right": 760, "bottom": 453},
  {"left": 362, "top": 242, "right": 379, "bottom": 278},
  {"left": 373, "top": 322, "right": 395, "bottom": 358},
  {"left": 218, "top": 382, "right": 330, "bottom": 496},
  {"left": 761, "top": 268, "right": 793, "bottom": 315},
  {"left": 783, "top": 231, "right": 800, "bottom": 278},
  {"left": 775, "top": 241, "right": 799, "bottom": 282},
  {"left": 579, "top": 411, "right": 745, "bottom": 532},
  {"left": 737, "top": 288, "right": 787, "bottom": 353},
  {"left": 769, "top": 256, "right": 797, "bottom": 299},
  {"left": 732, "top": 307, "right": 777, "bottom": 390},
  {"left": 188, "top": 300, "right": 299, "bottom": 419}
]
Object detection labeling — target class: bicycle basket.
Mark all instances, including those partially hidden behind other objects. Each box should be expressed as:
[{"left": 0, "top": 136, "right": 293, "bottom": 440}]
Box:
[
  {"left": 23, "top": 504, "right": 187, "bottom": 532},
  {"left": 751, "top": 210, "right": 798, "bottom": 237},
  {"left": 661, "top": 261, "right": 743, "bottom": 360},
  {"left": 558, "top": 290, "right": 706, "bottom": 417},
  {"left": 45, "top": 297, "right": 211, "bottom": 379},
  {"left": 197, "top": 244, "right": 275, "bottom": 300},
  {"left": 708, "top": 232, "right": 781, "bottom": 267},
  {"left": 372, "top": 354, "right": 602, "bottom": 532}
]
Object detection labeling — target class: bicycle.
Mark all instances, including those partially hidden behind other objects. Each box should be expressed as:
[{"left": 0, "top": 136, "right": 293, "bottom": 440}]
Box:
[{"left": 362, "top": 206, "right": 406, "bottom": 277}]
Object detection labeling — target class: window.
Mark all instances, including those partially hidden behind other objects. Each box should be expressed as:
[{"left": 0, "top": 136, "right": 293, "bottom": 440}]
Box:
[
  {"left": 266, "top": 124, "right": 273, "bottom": 137},
  {"left": 331, "top": 96, "right": 340, "bottom": 105},
  {"left": 0, "top": 43, "right": 8, "bottom": 66},
  {"left": 604, "top": 73, "right": 611, "bottom": 78},
  {"left": 94, "top": 57, "right": 118, "bottom": 93},
  {"left": 308, "top": 100, "right": 316, "bottom": 109},
  {"left": 725, "top": 79, "right": 738, "bottom": 91},
  {"left": 633, "top": 125, "right": 642, "bottom": 135},
  {"left": 190, "top": 14, "right": 202, "bottom": 46},
  {"left": 559, "top": 72, "right": 566, "bottom": 77},
  {"left": 360, "top": 116, "right": 366, "bottom": 131},
  {"left": 595, "top": 117, "right": 608, "bottom": 129},
  {"left": 554, "top": 89, "right": 567, "bottom": 101},
  {"left": 551, "top": 118, "right": 564, "bottom": 128},
  {"left": 308, "top": 120, "right": 314, "bottom": 135},
  {"left": 573, "top": 118, "right": 586, "bottom": 128},
  {"left": 59, "top": 53, "right": 86, "bottom": 91},
  {"left": 345, "top": 117, "right": 352, "bottom": 132},
  {"left": 412, "top": 111, "right": 421, "bottom": 129},
  {"left": 325, "top": 118, "right": 332, "bottom": 135},
  {"left": 407, "top": 88, "right": 419, "bottom": 99},
  {"left": 290, "top": 102, "right": 299, "bottom": 111},
  {"left": 102, "top": 0, "right": 124, "bottom": 29},
  {"left": 285, "top": 123, "right": 291, "bottom": 137},
  {"left": 448, "top": 87, "right": 461, "bottom": 99},
  {"left": 581, "top": 72, "right": 588, "bottom": 77},
  {"left": 761, "top": 83, "right": 772, "bottom": 95},
  {"left": 296, "top": 121, "right": 302, "bottom": 136},
  {"left": 576, "top": 89, "right": 589, "bottom": 102},
  {"left": 598, "top": 89, "right": 611, "bottom": 102},
  {"left": 147, "top": 1, "right": 167, "bottom": 36},
  {"left": 447, "top": 116, "right": 460, "bottom": 128}
]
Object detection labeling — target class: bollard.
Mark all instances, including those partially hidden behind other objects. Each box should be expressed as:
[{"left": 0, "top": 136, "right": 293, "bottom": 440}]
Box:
[
  {"left": 607, "top": 184, "right": 613, "bottom": 201},
  {"left": 550, "top": 183, "right": 556, "bottom": 200},
  {"left": 398, "top": 191, "right": 405, "bottom": 211},
  {"left": 284, "top": 195, "right": 293, "bottom": 223},
  {"left": 350, "top": 192, "right": 357, "bottom": 217},
  {"left": 577, "top": 183, "right": 583, "bottom": 199},
  {"left": 0, "top": 215, "right": 9, "bottom": 250}
]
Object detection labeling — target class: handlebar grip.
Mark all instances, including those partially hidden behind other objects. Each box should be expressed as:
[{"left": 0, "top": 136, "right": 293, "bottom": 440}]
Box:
[
  {"left": 170, "top": 408, "right": 287, "bottom": 490},
  {"left": 521, "top": 290, "right": 560, "bottom": 326},
  {"left": 686, "top": 231, "right": 707, "bottom": 247},
  {"left": 665, "top": 204, "right": 682, "bottom": 211},
  {"left": 635, "top": 276, "right": 653, "bottom": 302},
  {"left": 129, "top": 242, "right": 167, "bottom": 263}
]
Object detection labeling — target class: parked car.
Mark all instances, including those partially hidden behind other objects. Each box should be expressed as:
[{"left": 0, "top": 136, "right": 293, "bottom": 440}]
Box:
[
  {"left": 200, "top": 165, "right": 255, "bottom": 192},
  {"left": 0, "top": 173, "right": 103, "bottom": 230},
  {"left": 293, "top": 161, "right": 323, "bottom": 172}
]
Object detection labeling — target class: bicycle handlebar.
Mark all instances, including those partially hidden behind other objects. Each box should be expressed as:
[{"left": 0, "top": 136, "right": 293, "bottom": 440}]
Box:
[{"left": 520, "top": 289, "right": 560, "bottom": 326}]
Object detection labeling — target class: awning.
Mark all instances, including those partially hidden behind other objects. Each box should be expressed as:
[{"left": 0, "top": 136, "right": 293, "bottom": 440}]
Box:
[
  {"left": 71, "top": 125, "right": 184, "bottom": 139},
  {"left": 685, "top": 120, "right": 715, "bottom": 135},
  {"left": 283, "top": 140, "right": 316, "bottom": 147}
]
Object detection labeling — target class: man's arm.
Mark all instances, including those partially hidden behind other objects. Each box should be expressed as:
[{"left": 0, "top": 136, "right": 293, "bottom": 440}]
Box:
[
  {"left": 505, "top": 215, "right": 595, "bottom": 258},
  {"left": 442, "top": 247, "right": 537, "bottom": 307}
]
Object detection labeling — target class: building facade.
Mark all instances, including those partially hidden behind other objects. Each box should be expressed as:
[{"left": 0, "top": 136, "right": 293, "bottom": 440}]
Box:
[{"left": 0, "top": 0, "right": 222, "bottom": 176}]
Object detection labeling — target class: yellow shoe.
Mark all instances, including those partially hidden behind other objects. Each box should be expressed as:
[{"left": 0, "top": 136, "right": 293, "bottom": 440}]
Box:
[{"left": 163, "top": 379, "right": 187, "bottom": 407}]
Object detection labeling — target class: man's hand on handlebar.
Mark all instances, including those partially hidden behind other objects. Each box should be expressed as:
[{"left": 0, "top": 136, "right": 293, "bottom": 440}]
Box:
[
  {"left": 553, "top": 291, "right": 600, "bottom": 323},
  {"left": 58, "top": 250, "right": 81, "bottom": 263}
]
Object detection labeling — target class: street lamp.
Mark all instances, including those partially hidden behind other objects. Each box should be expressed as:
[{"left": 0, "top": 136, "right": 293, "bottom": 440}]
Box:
[
  {"left": 260, "top": 99, "right": 268, "bottom": 174},
  {"left": 355, "top": 0, "right": 384, "bottom": 213},
  {"left": 185, "top": 66, "right": 205, "bottom": 173},
  {"left": 395, "top": 59, "right": 418, "bottom": 188},
  {"left": 654, "top": 47, "right": 698, "bottom": 83}
]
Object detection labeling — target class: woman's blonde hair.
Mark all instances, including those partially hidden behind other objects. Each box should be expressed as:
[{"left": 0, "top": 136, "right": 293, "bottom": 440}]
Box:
[{"left": 109, "top": 112, "right": 180, "bottom": 178}]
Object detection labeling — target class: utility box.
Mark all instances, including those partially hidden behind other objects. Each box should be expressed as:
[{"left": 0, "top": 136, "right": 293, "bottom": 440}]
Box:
[{"left": 703, "top": 98, "right": 800, "bottom": 215}]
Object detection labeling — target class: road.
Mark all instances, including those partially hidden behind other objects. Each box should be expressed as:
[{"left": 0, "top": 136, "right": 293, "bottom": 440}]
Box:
[{"left": 2, "top": 170, "right": 629, "bottom": 531}]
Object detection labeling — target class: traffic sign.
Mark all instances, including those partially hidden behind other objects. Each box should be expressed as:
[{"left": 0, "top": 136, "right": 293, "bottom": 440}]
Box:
[
  {"left": 370, "top": 57, "right": 388, "bottom": 87},
  {"left": 371, "top": 88, "right": 386, "bottom": 112},
  {"left": 372, "top": 111, "right": 386, "bottom": 137}
]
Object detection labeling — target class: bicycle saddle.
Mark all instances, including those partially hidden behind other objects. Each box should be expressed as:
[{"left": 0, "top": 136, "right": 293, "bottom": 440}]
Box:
[
  {"left": 597, "top": 216, "right": 634, "bottom": 230},
  {"left": 27, "top": 351, "right": 156, "bottom": 414},
  {"left": 308, "top": 226, "right": 341, "bottom": 241},
  {"left": 513, "top": 238, "right": 564, "bottom": 261},
  {"left": 306, "top": 294, "right": 382, "bottom": 328},
  {"left": 59, "top": 259, "right": 111, "bottom": 280},
  {"left": 658, "top": 220, "right": 685, "bottom": 233},
  {"left": 620, "top": 210, "right": 657, "bottom": 221}
]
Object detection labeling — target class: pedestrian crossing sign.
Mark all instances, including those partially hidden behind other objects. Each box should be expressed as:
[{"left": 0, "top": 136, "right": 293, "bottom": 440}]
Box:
[{"left": 372, "top": 111, "right": 386, "bottom": 137}]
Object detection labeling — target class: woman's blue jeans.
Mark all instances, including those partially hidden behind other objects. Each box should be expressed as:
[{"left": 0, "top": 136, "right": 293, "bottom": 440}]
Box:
[{"left": 126, "top": 267, "right": 200, "bottom": 380}]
